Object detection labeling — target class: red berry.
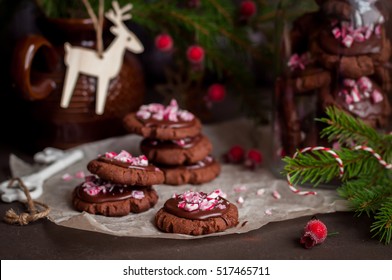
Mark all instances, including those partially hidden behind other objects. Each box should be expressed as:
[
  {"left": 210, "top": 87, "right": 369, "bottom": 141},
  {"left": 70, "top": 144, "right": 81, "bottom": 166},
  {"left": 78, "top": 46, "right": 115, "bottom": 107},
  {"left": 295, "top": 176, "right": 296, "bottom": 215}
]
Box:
[
  {"left": 300, "top": 219, "right": 328, "bottom": 249},
  {"left": 207, "top": 84, "right": 226, "bottom": 102},
  {"left": 240, "top": 0, "right": 257, "bottom": 18},
  {"left": 244, "top": 149, "right": 263, "bottom": 169},
  {"left": 187, "top": 45, "right": 205, "bottom": 64},
  {"left": 155, "top": 34, "right": 173, "bottom": 52},
  {"left": 225, "top": 145, "right": 245, "bottom": 163},
  {"left": 247, "top": 149, "right": 262, "bottom": 163}
]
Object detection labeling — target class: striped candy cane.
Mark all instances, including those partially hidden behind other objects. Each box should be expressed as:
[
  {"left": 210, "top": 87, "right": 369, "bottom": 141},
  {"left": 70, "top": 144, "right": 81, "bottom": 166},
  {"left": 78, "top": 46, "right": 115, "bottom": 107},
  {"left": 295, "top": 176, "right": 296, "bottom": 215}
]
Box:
[
  {"left": 287, "top": 147, "right": 344, "bottom": 196},
  {"left": 288, "top": 145, "right": 392, "bottom": 195},
  {"left": 353, "top": 145, "right": 392, "bottom": 170}
]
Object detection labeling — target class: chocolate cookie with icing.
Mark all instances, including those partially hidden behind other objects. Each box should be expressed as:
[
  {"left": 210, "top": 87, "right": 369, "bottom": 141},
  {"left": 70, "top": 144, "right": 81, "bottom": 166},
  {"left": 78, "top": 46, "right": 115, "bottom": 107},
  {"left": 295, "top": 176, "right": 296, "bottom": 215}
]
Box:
[
  {"left": 123, "top": 99, "right": 202, "bottom": 140},
  {"left": 140, "top": 134, "right": 212, "bottom": 166},
  {"left": 327, "top": 77, "right": 391, "bottom": 128},
  {"left": 72, "top": 176, "right": 158, "bottom": 216},
  {"left": 157, "top": 156, "right": 221, "bottom": 185},
  {"left": 87, "top": 150, "right": 164, "bottom": 186},
  {"left": 155, "top": 190, "right": 239, "bottom": 235}
]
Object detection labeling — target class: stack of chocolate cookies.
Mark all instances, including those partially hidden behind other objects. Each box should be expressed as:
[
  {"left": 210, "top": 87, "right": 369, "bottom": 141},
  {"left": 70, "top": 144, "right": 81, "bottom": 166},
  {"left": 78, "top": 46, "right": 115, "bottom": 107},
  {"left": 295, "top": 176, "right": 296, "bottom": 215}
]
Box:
[
  {"left": 277, "top": 0, "right": 391, "bottom": 155},
  {"left": 72, "top": 150, "right": 164, "bottom": 217},
  {"left": 123, "top": 99, "right": 221, "bottom": 185}
]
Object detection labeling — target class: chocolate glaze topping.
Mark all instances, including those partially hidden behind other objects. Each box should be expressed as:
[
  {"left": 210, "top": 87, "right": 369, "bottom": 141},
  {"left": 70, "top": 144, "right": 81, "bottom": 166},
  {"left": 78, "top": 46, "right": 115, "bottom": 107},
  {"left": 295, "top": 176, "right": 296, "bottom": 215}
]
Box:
[
  {"left": 334, "top": 87, "right": 387, "bottom": 120},
  {"left": 318, "top": 28, "right": 382, "bottom": 56},
  {"left": 140, "top": 117, "right": 196, "bottom": 129},
  {"left": 141, "top": 135, "right": 202, "bottom": 149},
  {"left": 159, "top": 156, "right": 215, "bottom": 170},
  {"left": 164, "top": 195, "right": 230, "bottom": 220},
  {"left": 98, "top": 156, "right": 158, "bottom": 171},
  {"left": 75, "top": 185, "right": 149, "bottom": 203}
]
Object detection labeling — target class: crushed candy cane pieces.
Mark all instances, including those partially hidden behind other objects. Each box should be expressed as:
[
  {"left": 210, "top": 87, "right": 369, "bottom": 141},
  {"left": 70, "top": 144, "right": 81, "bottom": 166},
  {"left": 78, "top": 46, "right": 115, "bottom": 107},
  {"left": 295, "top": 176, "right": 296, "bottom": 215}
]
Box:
[
  {"left": 136, "top": 99, "right": 194, "bottom": 122},
  {"left": 104, "top": 150, "right": 148, "bottom": 166},
  {"left": 176, "top": 190, "right": 227, "bottom": 212},
  {"left": 331, "top": 22, "right": 382, "bottom": 48},
  {"left": 339, "top": 77, "right": 384, "bottom": 105},
  {"left": 81, "top": 176, "right": 145, "bottom": 199}
]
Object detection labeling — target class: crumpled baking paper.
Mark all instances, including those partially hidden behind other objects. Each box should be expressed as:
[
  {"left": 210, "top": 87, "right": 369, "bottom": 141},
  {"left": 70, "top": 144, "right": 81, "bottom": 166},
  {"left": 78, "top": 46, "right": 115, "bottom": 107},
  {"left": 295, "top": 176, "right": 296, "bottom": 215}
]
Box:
[{"left": 9, "top": 118, "right": 349, "bottom": 239}]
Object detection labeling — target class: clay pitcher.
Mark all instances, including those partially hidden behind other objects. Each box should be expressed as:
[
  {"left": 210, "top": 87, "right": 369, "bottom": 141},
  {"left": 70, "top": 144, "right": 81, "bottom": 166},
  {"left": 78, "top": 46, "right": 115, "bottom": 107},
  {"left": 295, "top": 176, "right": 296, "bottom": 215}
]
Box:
[{"left": 11, "top": 17, "right": 145, "bottom": 149}]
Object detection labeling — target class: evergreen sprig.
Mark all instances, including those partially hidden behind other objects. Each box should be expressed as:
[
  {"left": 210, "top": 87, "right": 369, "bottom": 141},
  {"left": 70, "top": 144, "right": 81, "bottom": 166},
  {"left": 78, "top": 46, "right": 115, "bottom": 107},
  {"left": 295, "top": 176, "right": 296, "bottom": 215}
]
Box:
[{"left": 283, "top": 107, "right": 392, "bottom": 244}]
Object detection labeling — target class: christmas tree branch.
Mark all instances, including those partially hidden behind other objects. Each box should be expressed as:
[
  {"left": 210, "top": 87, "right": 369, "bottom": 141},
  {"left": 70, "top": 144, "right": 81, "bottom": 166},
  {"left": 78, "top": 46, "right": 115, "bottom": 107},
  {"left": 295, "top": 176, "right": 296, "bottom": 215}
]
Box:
[
  {"left": 371, "top": 198, "right": 392, "bottom": 245},
  {"left": 205, "top": 0, "right": 232, "bottom": 23},
  {"left": 283, "top": 106, "right": 392, "bottom": 244},
  {"left": 318, "top": 107, "right": 381, "bottom": 148},
  {"left": 168, "top": 10, "right": 210, "bottom": 36}
]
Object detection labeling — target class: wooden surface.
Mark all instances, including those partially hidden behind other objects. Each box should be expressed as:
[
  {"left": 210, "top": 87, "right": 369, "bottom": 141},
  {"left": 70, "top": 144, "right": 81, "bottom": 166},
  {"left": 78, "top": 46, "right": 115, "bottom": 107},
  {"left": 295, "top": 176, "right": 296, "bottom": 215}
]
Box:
[{"left": 0, "top": 143, "right": 391, "bottom": 260}]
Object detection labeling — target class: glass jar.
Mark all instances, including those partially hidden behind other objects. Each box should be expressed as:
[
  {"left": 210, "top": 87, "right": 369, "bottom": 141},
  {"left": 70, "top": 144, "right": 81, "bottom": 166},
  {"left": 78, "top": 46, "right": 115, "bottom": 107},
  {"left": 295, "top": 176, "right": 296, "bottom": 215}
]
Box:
[{"left": 271, "top": 0, "right": 392, "bottom": 175}]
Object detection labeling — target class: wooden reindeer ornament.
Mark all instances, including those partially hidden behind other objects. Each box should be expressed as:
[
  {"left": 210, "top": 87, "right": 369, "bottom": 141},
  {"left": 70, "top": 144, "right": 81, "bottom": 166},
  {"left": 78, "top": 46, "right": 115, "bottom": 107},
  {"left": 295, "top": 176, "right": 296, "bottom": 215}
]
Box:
[{"left": 60, "top": 1, "right": 144, "bottom": 115}]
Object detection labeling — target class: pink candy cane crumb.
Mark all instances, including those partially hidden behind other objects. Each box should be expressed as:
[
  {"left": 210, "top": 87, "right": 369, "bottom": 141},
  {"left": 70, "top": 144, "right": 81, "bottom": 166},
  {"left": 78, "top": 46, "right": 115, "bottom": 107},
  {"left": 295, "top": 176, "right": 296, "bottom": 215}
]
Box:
[
  {"left": 75, "top": 171, "right": 85, "bottom": 179},
  {"left": 272, "top": 190, "right": 281, "bottom": 200},
  {"left": 62, "top": 173, "right": 73, "bottom": 181},
  {"left": 132, "top": 190, "right": 145, "bottom": 200},
  {"left": 234, "top": 185, "right": 247, "bottom": 193},
  {"left": 264, "top": 209, "right": 272, "bottom": 215},
  {"left": 256, "top": 188, "right": 265, "bottom": 196},
  {"left": 372, "top": 90, "right": 384, "bottom": 103},
  {"left": 105, "top": 152, "right": 117, "bottom": 159},
  {"left": 236, "top": 196, "right": 245, "bottom": 204}
]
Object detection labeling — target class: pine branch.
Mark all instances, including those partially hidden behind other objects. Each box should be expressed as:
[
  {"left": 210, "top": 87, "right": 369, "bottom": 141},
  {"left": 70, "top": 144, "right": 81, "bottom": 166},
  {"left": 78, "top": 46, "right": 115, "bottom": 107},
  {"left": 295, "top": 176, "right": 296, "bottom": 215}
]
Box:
[
  {"left": 339, "top": 178, "right": 392, "bottom": 217},
  {"left": 283, "top": 148, "right": 378, "bottom": 187},
  {"left": 283, "top": 106, "right": 392, "bottom": 244},
  {"left": 318, "top": 107, "right": 381, "bottom": 148},
  {"left": 371, "top": 198, "right": 392, "bottom": 244}
]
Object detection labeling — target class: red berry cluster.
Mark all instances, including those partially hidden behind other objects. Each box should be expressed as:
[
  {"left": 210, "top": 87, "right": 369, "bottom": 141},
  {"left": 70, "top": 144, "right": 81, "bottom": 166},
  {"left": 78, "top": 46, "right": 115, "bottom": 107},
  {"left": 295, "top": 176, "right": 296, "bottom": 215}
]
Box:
[
  {"left": 154, "top": 33, "right": 205, "bottom": 66},
  {"left": 223, "top": 145, "right": 263, "bottom": 170}
]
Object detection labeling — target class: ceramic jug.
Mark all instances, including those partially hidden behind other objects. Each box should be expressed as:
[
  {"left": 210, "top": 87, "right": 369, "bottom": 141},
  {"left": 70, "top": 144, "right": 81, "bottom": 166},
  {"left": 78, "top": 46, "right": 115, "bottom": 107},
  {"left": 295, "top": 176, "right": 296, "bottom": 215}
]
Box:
[{"left": 11, "top": 17, "right": 145, "bottom": 149}]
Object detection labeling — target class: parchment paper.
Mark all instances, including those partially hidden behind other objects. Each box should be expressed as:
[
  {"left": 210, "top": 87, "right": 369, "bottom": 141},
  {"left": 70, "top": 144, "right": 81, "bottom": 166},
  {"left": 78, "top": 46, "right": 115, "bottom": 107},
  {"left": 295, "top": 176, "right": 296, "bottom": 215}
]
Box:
[{"left": 10, "top": 118, "right": 349, "bottom": 239}]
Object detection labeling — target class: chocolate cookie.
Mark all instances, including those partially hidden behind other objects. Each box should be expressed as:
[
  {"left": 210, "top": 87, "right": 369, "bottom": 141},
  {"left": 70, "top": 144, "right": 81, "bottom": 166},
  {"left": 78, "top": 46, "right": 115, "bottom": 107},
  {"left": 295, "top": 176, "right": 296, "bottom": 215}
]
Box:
[
  {"left": 140, "top": 134, "right": 212, "bottom": 166},
  {"left": 87, "top": 150, "right": 164, "bottom": 186},
  {"left": 158, "top": 156, "right": 221, "bottom": 185},
  {"left": 318, "top": 27, "right": 384, "bottom": 57},
  {"left": 155, "top": 190, "right": 239, "bottom": 235},
  {"left": 329, "top": 77, "right": 391, "bottom": 128},
  {"left": 72, "top": 176, "right": 158, "bottom": 217},
  {"left": 123, "top": 99, "right": 202, "bottom": 140}
]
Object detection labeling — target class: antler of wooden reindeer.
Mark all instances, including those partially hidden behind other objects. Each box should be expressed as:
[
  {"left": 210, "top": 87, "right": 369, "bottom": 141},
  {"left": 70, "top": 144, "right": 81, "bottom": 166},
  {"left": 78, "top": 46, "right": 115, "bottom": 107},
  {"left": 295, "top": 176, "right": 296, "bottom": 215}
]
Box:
[{"left": 105, "top": 1, "right": 133, "bottom": 24}]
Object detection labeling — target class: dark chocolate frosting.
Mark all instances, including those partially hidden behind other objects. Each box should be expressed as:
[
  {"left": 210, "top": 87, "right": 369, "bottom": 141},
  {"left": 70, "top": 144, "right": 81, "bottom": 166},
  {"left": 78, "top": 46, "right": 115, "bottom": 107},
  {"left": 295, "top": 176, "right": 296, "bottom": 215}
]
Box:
[
  {"left": 98, "top": 156, "right": 158, "bottom": 172},
  {"left": 141, "top": 135, "right": 202, "bottom": 149},
  {"left": 334, "top": 87, "right": 387, "bottom": 120},
  {"left": 164, "top": 194, "right": 230, "bottom": 220},
  {"left": 318, "top": 27, "right": 382, "bottom": 56},
  {"left": 75, "top": 184, "right": 149, "bottom": 203},
  {"left": 140, "top": 117, "right": 196, "bottom": 129},
  {"left": 159, "top": 156, "right": 215, "bottom": 170}
]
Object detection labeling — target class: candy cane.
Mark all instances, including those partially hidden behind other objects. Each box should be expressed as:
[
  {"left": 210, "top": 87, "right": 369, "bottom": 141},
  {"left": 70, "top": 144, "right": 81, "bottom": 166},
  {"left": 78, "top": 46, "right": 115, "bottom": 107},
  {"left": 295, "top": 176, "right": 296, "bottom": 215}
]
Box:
[
  {"left": 287, "top": 147, "right": 344, "bottom": 196},
  {"left": 288, "top": 144, "right": 392, "bottom": 195},
  {"left": 353, "top": 145, "right": 392, "bottom": 169}
]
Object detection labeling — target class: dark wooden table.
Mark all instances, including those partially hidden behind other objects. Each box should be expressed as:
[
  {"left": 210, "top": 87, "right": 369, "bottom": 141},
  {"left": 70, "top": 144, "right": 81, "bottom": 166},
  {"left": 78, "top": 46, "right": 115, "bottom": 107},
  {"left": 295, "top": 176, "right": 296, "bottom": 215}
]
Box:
[{"left": 0, "top": 142, "right": 391, "bottom": 260}]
